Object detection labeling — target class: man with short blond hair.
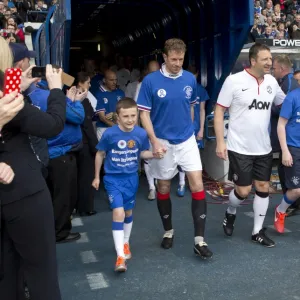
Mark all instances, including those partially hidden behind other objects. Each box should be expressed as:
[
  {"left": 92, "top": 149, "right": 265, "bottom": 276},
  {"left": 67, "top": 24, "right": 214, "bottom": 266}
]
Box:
[{"left": 137, "top": 38, "right": 212, "bottom": 259}]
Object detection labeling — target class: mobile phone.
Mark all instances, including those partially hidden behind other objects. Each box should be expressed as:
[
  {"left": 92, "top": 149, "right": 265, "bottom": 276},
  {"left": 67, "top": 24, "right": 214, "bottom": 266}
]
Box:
[
  {"left": 3, "top": 68, "right": 22, "bottom": 95},
  {"left": 32, "top": 66, "right": 46, "bottom": 79}
]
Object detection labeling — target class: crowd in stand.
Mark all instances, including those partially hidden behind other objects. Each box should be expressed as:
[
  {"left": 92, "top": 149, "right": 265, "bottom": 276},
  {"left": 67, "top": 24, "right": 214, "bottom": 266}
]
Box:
[
  {"left": 0, "top": 0, "right": 58, "bottom": 44},
  {"left": 249, "top": 0, "right": 300, "bottom": 41}
]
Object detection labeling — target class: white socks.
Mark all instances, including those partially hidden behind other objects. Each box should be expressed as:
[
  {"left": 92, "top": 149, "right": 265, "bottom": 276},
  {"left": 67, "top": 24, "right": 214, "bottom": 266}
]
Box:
[
  {"left": 179, "top": 171, "right": 185, "bottom": 186},
  {"left": 112, "top": 221, "right": 124, "bottom": 257},
  {"left": 144, "top": 160, "right": 155, "bottom": 190},
  {"left": 227, "top": 190, "right": 246, "bottom": 215},
  {"left": 194, "top": 236, "right": 204, "bottom": 245},
  {"left": 277, "top": 193, "right": 296, "bottom": 213},
  {"left": 124, "top": 215, "right": 133, "bottom": 244},
  {"left": 252, "top": 192, "right": 269, "bottom": 235}
]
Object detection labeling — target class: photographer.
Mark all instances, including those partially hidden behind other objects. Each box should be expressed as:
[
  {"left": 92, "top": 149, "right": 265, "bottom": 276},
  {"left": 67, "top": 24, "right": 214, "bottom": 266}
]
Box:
[{"left": 0, "top": 36, "right": 65, "bottom": 300}]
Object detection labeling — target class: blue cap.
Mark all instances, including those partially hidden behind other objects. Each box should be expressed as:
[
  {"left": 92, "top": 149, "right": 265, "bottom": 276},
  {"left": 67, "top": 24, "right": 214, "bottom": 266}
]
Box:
[{"left": 9, "top": 43, "right": 36, "bottom": 64}]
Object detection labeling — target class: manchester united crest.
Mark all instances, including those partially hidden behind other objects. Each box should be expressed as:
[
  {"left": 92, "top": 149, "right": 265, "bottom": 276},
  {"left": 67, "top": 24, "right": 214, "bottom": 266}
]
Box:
[{"left": 127, "top": 140, "right": 136, "bottom": 148}]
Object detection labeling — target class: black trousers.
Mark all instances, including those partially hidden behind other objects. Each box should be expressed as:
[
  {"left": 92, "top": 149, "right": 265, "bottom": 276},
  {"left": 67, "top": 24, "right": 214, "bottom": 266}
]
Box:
[
  {"left": 77, "top": 144, "right": 95, "bottom": 213},
  {"left": 47, "top": 153, "right": 77, "bottom": 241},
  {"left": 0, "top": 189, "right": 61, "bottom": 300}
]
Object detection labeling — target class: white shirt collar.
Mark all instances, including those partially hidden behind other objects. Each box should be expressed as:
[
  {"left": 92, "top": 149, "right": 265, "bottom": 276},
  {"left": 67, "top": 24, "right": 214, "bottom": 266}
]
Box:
[
  {"left": 160, "top": 63, "right": 183, "bottom": 79},
  {"left": 100, "top": 84, "right": 108, "bottom": 92}
]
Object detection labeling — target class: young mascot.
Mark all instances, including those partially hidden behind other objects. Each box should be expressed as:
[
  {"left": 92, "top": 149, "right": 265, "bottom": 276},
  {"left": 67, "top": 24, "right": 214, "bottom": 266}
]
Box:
[{"left": 92, "top": 97, "right": 162, "bottom": 272}]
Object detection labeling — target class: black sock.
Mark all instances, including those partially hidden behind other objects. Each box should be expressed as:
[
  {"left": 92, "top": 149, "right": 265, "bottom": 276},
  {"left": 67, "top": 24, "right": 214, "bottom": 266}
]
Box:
[
  {"left": 191, "top": 191, "right": 207, "bottom": 238},
  {"left": 157, "top": 192, "right": 172, "bottom": 231}
]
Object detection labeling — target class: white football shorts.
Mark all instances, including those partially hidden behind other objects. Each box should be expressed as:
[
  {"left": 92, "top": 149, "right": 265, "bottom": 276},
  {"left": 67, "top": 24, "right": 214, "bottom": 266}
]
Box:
[{"left": 149, "top": 134, "right": 202, "bottom": 180}]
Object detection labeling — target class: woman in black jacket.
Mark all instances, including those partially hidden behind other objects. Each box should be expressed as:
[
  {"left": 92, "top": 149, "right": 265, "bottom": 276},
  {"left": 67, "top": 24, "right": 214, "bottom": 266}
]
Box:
[
  {"left": 0, "top": 63, "right": 66, "bottom": 300},
  {"left": 75, "top": 72, "right": 98, "bottom": 216}
]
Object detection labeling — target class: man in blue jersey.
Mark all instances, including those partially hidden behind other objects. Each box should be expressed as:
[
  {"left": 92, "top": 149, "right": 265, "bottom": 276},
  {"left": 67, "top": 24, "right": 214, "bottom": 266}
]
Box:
[
  {"left": 94, "top": 70, "right": 125, "bottom": 140},
  {"left": 137, "top": 38, "right": 213, "bottom": 259},
  {"left": 272, "top": 55, "right": 300, "bottom": 216},
  {"left": 275, "top": 88, "right": 300, "bottom": 233},
  {"left": 92, "top": 98, "right": 161, "bottom": 272},
  {"left": 177, "top": 66, "right": 210, "bottom": 197}
]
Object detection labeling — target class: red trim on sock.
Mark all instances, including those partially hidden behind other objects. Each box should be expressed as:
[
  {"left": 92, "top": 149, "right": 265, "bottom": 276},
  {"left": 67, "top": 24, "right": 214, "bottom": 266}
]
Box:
[
  {"left": 192, "top": 190, "right": 205, "bottom": 200},
  {"left": 157, "top": 192, "right": 170, "bottom": 200}
]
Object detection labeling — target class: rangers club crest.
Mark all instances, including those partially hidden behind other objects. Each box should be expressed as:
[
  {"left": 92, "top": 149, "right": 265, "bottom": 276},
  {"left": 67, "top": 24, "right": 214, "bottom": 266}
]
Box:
[
  {"left": 183, "top": 86, "right": 193, "bottom": 99},
  {"left": 292, "top": 176, "right": 299, "bottom": 186},
  {"left": 267, "top": 86, "right": 272, "bottom": 94},
  {"left": 117, "top": 140, "right": 127, "bottom": 149},
  {"left": 157, "top": 89, "right": 167, "bottom": 98},
  {"left": 103, "top": 97, "right": 108, "bottom": 104}
]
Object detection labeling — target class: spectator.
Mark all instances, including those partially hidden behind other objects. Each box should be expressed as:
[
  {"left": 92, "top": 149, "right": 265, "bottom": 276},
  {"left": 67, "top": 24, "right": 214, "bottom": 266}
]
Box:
[
  {"left": 273, "top": 4, "right": 282, "bottom": 21},
  {"left": 254, "top": 0, "right": 263, "bottom": 14},
  {"left": 261, "top": 8, "right": 268, "bottom": 23},
  {"left": 6, "top": 23, "right": 24, "bottom": 43},
  {"left": 287, "top": 6, "right": 298, "bottom": 22},
  {"left": 10, "top": 6, "right": 24, "bottom": 24},
  {"left": 5, "top": 32, "right": 19, "bottom": 43},
  {"left": 30, "top": 83, "right": 84, "bottom": 243},
  {"left": 266, "top": 0, "right": 274, "bottom": 16},
  {"left": 94, "top": 70, "right": 124, "bottom": 140},
  {"left": 277, "top": 22, "right": 289, "bottom": 38},
  {"left": 14, "top": 0, "right": 32, "bottom": 22},
  {"left": 75, "top": 72, "right": 98, "bottom": 216},
  {"left": 0, "top": 36, "right": 65, "bottom": 300},
  {"left": 287, "top": 0, "right": 300, "bottom": 14},
  {"left": 294, "top": 70, "right": 300, "bottom": 84},
  {"left": 28, "top": 0, "right": 47, "bottom": 22},
  {"left": 116, "top": 56, "right": 140, "bottom": 92},
  {"left": 249, "top": 22, "right": 263, "bottom": 42},
  {"left": 262, "top": 26, "right": 275, "bottom": 38}
]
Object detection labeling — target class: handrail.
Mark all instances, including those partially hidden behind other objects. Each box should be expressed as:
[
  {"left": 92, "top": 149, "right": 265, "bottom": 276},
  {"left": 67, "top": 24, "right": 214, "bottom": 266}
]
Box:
[
  {"left": 40, "top": 5, "right": 56, "bottom": 65},
  {"left": 34, "top": 23, "right": 45, "bottom": 66}
]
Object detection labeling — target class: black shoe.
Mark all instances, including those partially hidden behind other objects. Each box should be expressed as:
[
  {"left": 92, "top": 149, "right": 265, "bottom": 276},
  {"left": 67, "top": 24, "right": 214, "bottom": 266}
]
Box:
[
  {"left": 286, "top": 206, "right": 299, "bottom": 217},
  {"left": 251, "top": 228, "right": 275, "bottom": 248},
  {"left": 56, "top": 232, "right": 81, "bottom": 244},
  {"left": 161, "top": 233, "right": 174, "bottom": 249},
  {"left": 223, "top": 211, "right": 236, "bottom": 236},
  {"left": 194, "top": 242, "right": 213, "bottom": 259},
  {"left": 79, "top": 211, "right": 97, "bottom": 217}
]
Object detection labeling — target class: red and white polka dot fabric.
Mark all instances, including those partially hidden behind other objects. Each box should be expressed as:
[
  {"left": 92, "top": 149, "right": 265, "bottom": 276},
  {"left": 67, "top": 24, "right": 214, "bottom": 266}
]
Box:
[{"left": 4, "top": 68, "right": 22, "bottom": 95}]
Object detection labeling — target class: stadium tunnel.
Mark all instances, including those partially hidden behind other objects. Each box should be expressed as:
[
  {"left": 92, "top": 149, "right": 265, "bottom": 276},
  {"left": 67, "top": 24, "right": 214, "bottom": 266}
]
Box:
[
  {"left": 32, "top": 0, "right": 253, "bottom": 180},
  {"left": 34, "top": 0, "right": 253, "bottom": 105},
  {"left": 69, "top": 0, "right": 254, "bottom": 104}
]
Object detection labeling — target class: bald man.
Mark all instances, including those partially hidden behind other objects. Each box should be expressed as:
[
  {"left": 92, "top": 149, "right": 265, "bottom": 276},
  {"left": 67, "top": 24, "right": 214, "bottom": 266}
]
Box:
[
  {"left": 125, "top": 61, "right": 160, "bottom": 101},
  {"left": 94, "top": 70, "right": 125, "bottom": 140}
]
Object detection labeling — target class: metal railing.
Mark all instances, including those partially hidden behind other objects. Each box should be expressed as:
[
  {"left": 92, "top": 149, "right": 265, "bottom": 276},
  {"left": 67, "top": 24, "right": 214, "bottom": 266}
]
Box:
[{"left": 33, "top": 1, "right": 71, "bottom": 72}]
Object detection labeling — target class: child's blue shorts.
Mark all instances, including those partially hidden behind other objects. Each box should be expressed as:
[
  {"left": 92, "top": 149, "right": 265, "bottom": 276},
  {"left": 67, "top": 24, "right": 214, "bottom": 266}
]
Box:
[{"left": 103, "top": 173, "right": 139, "bottom": 211}]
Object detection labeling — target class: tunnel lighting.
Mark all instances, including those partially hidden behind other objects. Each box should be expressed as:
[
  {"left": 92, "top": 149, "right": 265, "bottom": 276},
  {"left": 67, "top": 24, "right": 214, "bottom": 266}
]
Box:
[{"left": 97, "top": 43, "right": 101, "bottom": 51}]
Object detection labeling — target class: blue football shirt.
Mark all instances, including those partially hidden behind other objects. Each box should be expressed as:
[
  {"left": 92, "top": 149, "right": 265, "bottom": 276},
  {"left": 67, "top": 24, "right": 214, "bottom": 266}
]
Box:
[
  {"left": 193, "top": 83, "right": 209, "bottom": 133},
  {"left": 137, "top": 69, "right": 197, "bottom": 144},
  {"left": 96, "top": 125, "right": 150, "bottom": 174},
  {"left": 95, "top": 86, "right": 125, "bottom": 128},
  {"left": 280, "top": 89, "right": 300, "bottom": 148}
]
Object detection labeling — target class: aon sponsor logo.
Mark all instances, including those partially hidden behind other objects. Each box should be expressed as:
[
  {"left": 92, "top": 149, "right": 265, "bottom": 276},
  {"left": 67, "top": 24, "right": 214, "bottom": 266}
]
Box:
[{"left": 248, "top": 99, "right": 271, "bottom": 110}]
